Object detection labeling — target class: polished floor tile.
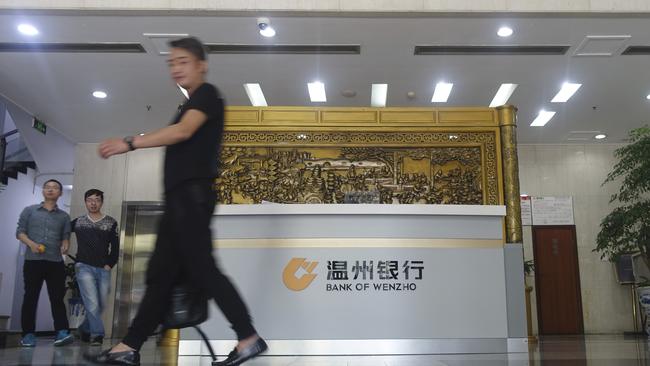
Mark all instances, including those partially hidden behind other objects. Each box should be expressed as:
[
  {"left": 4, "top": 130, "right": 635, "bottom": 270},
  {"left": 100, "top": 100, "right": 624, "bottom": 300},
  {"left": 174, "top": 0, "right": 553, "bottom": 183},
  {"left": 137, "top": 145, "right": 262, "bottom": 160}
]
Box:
[{"left": 2, "top": 335, "right": 650, "bottom": 365}]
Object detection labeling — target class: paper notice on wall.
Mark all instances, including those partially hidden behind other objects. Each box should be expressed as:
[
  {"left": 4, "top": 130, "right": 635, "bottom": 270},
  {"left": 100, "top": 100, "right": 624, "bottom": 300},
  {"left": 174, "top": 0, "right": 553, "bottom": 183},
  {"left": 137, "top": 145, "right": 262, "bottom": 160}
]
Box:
[
  {"left": 520, "top": 195, "right": 532, "bottom": 226},
  {"left": 531, "top": 196, "right": 575, "bottom": 226}
]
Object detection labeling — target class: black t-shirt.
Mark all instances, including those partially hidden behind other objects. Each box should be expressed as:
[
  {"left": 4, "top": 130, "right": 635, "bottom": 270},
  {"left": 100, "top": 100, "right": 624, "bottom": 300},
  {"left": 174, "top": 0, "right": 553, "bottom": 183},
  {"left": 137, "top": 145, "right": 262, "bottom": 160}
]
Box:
[{"left": 164, "top": 83, "right": 224, "bottom": 192}]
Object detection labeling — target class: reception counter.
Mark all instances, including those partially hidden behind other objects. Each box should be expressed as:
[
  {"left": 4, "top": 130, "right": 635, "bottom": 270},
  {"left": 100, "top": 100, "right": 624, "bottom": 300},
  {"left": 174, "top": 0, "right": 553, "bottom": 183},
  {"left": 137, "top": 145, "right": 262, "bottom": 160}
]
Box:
[{"left": 177, "top": 204, "right": 527, "bottom": 358}]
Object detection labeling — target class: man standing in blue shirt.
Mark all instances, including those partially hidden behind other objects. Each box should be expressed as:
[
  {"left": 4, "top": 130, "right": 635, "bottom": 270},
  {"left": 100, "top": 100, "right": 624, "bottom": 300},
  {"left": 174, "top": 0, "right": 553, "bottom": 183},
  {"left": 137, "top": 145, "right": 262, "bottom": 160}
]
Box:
[{"left": 16, "top": 179, "right": 73, "bottom": 347}]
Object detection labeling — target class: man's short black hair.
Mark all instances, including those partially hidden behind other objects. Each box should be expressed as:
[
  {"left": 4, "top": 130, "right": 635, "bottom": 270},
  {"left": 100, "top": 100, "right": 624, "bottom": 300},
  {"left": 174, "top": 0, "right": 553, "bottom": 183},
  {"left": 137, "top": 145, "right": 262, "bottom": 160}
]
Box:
[
  {"left": 168, "top": 37, "right": 207, "bottom": 61},
  {"left": 43, "top": 179, "right": 62, "bottom": 191},
  {"left": 84, "top": 189, "right": 104, "bottom": 201}
]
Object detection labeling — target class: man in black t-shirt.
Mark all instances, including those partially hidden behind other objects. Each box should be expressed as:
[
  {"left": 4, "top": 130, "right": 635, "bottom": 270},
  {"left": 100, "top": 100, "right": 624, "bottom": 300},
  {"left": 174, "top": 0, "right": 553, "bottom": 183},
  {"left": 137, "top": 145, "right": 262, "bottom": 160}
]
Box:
[
  {"left": 71, "top": 189, "right": 119, "bottom": 346},
  {"left": 88, "top": 37, "right": 266, "bottom": 366}
]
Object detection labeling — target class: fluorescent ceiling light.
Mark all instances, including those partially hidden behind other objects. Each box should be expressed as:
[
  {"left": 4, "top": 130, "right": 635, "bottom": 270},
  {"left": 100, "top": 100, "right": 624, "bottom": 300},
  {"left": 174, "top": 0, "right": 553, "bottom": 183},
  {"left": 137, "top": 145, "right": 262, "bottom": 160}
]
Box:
[
  {"left": 595, "top": 134, "right": 607, "bottom": 140},
  {"left": 177, "top": 84, "right": 189, "bottom": 99},
  {"left": 371, "top": 84, "right": 388, "bottom": 107},
  {"left": 308, "top": 82, "right": 326, "bottom": 102},
  {"left": 489, "top": 83, "right": 518, "bottom": 107},
  {"left": 18, "top": 24, "right": 39, "bottom": 36},
  {"left": 530, "top": 110, "right": 556, "bottom": 127},
  {"left": 92, "top": 91, "right": 107, "bottom": 99},
  {"left": 551, "top": 82, "right": 582, "bottom": 103},
  {"left": 497, "top": 27, "right": 513, "bottom": 37},
  {"left": 243, "top": 83, "right": 268, "bottom": 106},
  {"left": 431, "top": 82, "right": 453, "bottom": 103}
]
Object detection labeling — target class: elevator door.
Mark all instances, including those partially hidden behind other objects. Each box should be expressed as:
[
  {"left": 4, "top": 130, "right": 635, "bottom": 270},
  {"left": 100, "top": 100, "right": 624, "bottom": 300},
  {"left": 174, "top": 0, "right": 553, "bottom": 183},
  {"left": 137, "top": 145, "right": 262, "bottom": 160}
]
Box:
[{"left": 112, "top": 204, "right": 163, "bottom": 338}]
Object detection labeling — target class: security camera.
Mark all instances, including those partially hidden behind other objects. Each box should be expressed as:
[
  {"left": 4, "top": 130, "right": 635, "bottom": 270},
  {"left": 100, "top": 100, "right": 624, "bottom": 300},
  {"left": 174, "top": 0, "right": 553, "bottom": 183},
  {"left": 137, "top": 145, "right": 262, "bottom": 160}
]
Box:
[
  {"left": 256, "top": 17, "right": 276, "bottom": 37},
  {"left": 257, "top": 17, "right": 270, "bottom": 31}
]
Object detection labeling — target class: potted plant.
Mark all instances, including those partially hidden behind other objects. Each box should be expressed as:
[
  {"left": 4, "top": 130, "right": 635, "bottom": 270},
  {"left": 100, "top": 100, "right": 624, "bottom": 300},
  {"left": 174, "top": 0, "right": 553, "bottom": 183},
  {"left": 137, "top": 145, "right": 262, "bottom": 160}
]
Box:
[
  {"left": 64, "top": 257, "right": 85, "bottom": 329},
  {"left": 594, "top": 126, "right": 650, "bottom": 333},
  {"left": 524, "top": 259, "right": 535, "bottom": 279},
  {"left": 523, "top": 259, "right": 538, "bottom": 341},
  {"left": 64, "top": 261, "right": 80, "bottom": 298}
]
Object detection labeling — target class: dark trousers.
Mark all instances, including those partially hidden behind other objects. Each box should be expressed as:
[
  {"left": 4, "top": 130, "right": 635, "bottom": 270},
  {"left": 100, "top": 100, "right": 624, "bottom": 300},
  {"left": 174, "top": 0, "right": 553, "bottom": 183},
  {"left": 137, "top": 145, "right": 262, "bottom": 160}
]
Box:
[
  {"left": 122, "top": 180, "right": 256, "bottom": 350},
  {"left": 21, "top": 260, "right": 69, "bottom": 336}
]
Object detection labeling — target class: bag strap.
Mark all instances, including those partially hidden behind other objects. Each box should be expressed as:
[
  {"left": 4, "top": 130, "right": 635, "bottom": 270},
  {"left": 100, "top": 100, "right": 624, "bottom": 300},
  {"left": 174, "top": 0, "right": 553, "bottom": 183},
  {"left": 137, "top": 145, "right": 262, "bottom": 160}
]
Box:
[{"left": 193, "top": 325, "right": 217, "bottom": 362}]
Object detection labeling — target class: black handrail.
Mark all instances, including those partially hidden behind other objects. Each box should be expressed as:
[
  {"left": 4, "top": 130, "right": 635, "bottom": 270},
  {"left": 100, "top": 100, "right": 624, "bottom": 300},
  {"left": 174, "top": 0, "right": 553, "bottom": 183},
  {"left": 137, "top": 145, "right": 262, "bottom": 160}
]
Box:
[
  {"left": 1, "top": 129, "right": 18, "bottom": 139},
  {"left": 1, "top": 129, "right": 20, "bottom": 184}
]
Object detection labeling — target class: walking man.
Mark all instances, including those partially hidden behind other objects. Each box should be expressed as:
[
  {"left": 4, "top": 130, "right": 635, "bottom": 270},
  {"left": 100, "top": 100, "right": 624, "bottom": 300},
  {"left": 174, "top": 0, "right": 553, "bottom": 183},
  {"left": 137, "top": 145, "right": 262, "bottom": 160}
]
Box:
[
  {"left": 16, "top": 179, "right": 73, "bottom": 347},
  {"left": 87, "top": 37, "right": 266, "bottom": 366},
  {"left": 71, "top": 188, "right": 119, "bottom": 346}
]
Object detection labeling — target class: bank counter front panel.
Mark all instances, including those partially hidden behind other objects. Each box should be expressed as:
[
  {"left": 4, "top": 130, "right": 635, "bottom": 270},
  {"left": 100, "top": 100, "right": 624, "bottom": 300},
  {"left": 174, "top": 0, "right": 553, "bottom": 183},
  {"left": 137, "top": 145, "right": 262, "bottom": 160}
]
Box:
[{"left": 114, "top": 203, "right": 527, "bottom": 357}]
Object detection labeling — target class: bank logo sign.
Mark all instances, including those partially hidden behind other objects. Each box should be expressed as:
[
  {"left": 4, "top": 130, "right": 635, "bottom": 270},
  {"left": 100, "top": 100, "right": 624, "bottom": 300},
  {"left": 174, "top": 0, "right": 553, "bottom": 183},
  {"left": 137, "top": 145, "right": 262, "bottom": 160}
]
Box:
[
  {"left": 283, "top": 258, "right": 319, "bottom": 291},
  {"left": 282, "top": 257, "right": 424, "bottom": 292}
]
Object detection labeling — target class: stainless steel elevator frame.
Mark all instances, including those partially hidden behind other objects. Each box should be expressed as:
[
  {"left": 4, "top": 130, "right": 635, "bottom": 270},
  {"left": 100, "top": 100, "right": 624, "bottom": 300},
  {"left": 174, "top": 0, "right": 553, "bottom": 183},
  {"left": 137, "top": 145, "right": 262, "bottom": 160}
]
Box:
[{"left": 112, "top": 202, "right": 163, "bottom": 338}]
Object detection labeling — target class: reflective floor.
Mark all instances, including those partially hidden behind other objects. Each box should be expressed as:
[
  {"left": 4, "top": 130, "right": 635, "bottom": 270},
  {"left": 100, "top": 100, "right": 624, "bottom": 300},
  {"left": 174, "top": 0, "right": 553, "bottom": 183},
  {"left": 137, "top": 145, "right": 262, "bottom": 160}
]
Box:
[{"left": 1, "top": 335, "right": 650, "bottom": 365}]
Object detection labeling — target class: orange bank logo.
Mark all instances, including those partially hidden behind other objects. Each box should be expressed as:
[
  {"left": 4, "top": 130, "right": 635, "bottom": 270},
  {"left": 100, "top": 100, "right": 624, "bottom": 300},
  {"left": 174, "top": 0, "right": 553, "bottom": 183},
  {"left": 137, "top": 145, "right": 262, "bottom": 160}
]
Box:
[{"left": 282, "top": 258, "right": 318, "bottom": 291}]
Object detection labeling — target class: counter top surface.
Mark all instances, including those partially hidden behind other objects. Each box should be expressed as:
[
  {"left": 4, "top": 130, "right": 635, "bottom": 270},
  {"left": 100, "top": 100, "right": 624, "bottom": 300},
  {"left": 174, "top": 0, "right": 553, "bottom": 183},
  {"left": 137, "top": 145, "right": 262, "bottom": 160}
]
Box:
[{"left": 214, "top": 204, "right": 506, "bottom": 216}]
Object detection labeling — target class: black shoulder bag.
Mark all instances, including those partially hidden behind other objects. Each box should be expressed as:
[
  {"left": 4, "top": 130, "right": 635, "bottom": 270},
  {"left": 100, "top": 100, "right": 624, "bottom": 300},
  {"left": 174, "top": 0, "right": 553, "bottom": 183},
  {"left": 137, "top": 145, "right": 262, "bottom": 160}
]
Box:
[{"left": 163, "top": 284, "right": 217, "bottom": 362}]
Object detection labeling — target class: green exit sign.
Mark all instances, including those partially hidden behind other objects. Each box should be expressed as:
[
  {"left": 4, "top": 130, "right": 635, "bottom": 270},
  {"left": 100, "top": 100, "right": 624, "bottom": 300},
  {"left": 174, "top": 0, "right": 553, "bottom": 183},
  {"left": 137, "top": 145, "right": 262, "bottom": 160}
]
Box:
[{"left": 32, "top": 118, "right": 47, "bottom": 135}]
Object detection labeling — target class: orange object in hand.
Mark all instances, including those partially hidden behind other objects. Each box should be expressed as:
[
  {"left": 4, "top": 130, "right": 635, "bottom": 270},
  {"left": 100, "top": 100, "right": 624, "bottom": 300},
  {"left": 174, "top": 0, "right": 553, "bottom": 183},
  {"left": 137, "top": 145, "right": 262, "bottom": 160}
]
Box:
[{"left": 38, "top": 245, "right": 46, "bottom": 253}]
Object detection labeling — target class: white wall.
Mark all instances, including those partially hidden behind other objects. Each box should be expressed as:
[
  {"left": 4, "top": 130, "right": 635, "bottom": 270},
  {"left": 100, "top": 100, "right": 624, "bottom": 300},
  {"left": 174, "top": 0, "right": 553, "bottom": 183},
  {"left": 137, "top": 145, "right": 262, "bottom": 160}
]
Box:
[
  {"left": 69, "top": 144, "right": 163, "bottom": 217},
  {"left": 0, "top": 168, "right": 38, "bottom": 318},
  {"left": 1, "top": 103, "right": 6, "bottom": 134},
  {"left": 518, "top": 144, "right": 631, "bottom": 334},
  {"left": 2, "top": 104, "right": 28, "bottom": 163}
]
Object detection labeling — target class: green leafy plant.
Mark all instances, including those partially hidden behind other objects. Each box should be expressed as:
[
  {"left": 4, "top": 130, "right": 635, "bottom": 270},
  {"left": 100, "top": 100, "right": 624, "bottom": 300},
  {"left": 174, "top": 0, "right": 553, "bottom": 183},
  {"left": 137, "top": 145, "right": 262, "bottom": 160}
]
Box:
[
  {"left": 64, "top": 262, "right": 81, "bottom": 299},
  {"left": 594, "top": 126, "right": 650, "bottom": 273},
  {"left": 523, "top": 259, "right": 535, "bottom": 276}
]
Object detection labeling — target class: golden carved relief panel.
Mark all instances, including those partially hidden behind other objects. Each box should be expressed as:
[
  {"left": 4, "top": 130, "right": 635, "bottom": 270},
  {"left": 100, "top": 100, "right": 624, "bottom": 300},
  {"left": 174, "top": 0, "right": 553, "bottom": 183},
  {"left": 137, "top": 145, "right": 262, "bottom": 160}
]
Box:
[{"left": 216, "top": 130, "right": 501, "bottom": 205}]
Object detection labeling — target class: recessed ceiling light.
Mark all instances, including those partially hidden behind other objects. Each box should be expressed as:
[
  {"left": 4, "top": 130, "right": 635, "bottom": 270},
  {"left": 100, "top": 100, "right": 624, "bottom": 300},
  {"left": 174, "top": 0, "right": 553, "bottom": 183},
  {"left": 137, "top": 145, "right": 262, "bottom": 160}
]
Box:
[
  {"left": 18, "top": 24, "right": 39, "bottom": 36},
  {"left": 595, "top": 134, "right": 607, "bottom": 140},
  {"left": 431, "top": 82, "right": 453, "bottom": 103},
  {"left": 551, "top": 82, "right": 582, "bottom": 103},
  {"left": 308, "top": 82, "right": 326, "bottom": 102},
  {"left": 92, "top": 91, "right": 107, "bottom": 99},
  {"left": 497, "top": 27, "right": 513, "bottom": 38},
  {"left": 371, "top": 84, "right": 388, "bottom": 107},
  {"left": 489, "top": 83, "right": 518, "bottom": 107},
  {"left": 243, "top": 83, "right": 268, "bottom": 106},
  {"left": 177, "top": 84, "right": 189, "bottom": 99},
  {"left": 646, "top": 94, "right": 650, "bottom": 100},
  {"left": 530, "top": 110, "right": 556, "bottom": 127}
]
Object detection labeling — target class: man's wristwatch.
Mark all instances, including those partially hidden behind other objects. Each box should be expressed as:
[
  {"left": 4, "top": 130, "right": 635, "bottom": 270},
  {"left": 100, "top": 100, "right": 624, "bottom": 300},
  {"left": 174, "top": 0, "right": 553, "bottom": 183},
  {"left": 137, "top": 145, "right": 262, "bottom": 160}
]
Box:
[{"left": 123, "top": 136, "right": 136, "bottom": 151}]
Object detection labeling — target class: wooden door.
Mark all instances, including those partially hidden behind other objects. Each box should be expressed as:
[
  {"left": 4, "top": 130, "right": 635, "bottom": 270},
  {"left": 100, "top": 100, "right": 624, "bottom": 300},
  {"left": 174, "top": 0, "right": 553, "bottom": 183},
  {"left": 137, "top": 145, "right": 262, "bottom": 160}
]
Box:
[{"left": 533, "top": 226, "right": 584, "bottom": 334}]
